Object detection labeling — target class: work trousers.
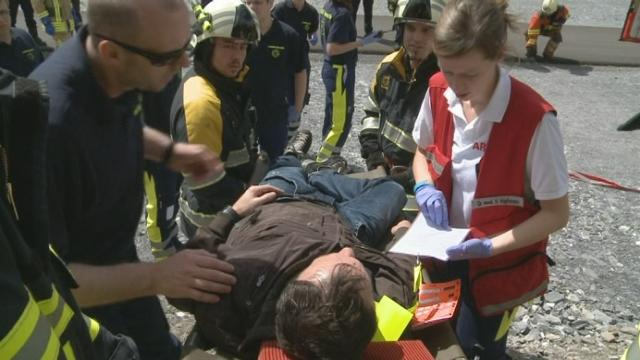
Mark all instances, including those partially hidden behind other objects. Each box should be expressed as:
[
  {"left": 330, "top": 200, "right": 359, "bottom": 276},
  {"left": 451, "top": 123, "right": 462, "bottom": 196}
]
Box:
[
  {"left": 261, "top": 155, "right": 405, "bottom": 247},
  {"left": 318, "top": 60, "right": 356, "bottom": 162}
]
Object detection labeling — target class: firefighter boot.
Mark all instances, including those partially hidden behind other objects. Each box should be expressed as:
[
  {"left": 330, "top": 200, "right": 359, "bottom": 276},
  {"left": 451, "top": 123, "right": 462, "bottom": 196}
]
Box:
[
  {"left": 525, "top": 45, "right": 537, "bottom": 59},
  {"left": 543, "top": 40, "right": 559, "bottom": 60}
]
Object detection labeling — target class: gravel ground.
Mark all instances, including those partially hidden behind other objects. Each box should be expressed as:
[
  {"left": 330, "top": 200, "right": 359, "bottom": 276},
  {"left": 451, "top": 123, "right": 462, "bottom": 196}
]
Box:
[
  {"left": 306, "top": 0, "right": 631, "bottom": 28},
  {"left": 134, "top": 52, "right": 640, "bottom": 359}
]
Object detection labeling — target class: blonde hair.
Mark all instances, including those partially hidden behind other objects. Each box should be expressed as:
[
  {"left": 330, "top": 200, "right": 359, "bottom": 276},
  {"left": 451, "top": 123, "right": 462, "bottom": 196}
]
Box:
[{"left": 433, "top": 0, "right": 515, "bottom": 60}]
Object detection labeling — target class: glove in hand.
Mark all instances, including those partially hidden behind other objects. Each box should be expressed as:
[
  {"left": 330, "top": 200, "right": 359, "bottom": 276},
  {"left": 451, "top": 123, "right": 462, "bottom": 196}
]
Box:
[
  {"left": 41, "top": 16, "right": 54, "bottom": 36},
  {"left": 446, "top": 238, "right": 493, "bottom": 260},
  {"left": 415, "top": 183, "right": 449, "bottom": 229},
  {"left": 309, "top": 32, "right": 318, "bottom": 46},
  {"left": 287, "top": 107, "right": 300, "bottom": 125},
  {"left": 360, "top": 31, "right": 383, "bottom": 46}
]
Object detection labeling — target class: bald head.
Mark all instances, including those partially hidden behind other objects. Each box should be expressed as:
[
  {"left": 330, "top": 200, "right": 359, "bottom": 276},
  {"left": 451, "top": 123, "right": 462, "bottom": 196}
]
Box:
[{"left": 87, "top": 0, "right": 189, "bottom": 40}]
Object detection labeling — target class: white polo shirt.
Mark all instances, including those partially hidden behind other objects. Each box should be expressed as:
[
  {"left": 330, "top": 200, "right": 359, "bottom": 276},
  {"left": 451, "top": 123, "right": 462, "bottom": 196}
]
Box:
[{"left": 412, "top": 67, "right": 568, "bottom": 228}]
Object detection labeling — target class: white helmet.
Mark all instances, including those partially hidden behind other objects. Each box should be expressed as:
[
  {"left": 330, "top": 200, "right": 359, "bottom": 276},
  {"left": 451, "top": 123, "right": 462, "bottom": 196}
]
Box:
[
  {"left": 541, "top": 0, "right": 558, "bottom": 15},
  {"left": 192, "top": 0, "right": 260, "bottom": 47},
  {"left": 394, "top": 0, "right": 447, "bottom": 25}
]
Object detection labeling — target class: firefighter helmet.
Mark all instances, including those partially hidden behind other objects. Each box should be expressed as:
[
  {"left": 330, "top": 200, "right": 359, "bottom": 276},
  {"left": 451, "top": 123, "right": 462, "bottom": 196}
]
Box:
[
  {"left": 191, "top": 0, "right": 260, "bottom": 47},
  {"left": 541, "top": 0, "right": 558, "bottom": 15},
  {"left": 394, "top": 0, "right": 447, "bottom": 25}
]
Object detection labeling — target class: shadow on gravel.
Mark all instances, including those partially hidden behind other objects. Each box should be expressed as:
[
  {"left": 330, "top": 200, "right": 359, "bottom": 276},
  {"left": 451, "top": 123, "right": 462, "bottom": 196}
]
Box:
[
  {"left": 514, "top": 57, "right": 594, "bottom": 77},
  {"left": 508, "top": 350, "right": 548, "bottom": 360}
]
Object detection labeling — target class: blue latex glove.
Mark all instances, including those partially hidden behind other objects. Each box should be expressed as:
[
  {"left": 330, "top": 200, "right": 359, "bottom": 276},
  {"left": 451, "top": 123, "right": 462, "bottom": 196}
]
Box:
[
  {"left": 72, "top": 8, "right": 83, "bottom": 30},
  {"left": 41, "top": 16, "right": 54, "bottom": 36},
  {"left": 446, "top": 238, "right": 493, "bottom": 261},
  {"left": 414, "top": 182, "right": 449, "bottom": 229},
  {"left": 309, "top": 32, "right": 318, "bottom": 46},
  {"left": 360, "top": 31, "right": 383, "bottom": 46},
  {"left": 287, "top": 107, "right": 300, "bottom": 125}
]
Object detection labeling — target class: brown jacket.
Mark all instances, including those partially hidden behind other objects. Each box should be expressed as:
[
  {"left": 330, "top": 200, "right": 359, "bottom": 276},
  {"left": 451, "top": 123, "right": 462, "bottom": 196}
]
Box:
[{"left": 172, "top": 199, "right": 416, "bottom": 359}]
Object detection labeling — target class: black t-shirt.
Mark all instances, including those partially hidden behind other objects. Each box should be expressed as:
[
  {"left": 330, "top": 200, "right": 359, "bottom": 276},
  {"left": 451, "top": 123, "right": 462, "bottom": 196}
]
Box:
[
  {"left": 30, "top": 27, "right": 144, "bottom": 264},
  {"left": 246, "top": 19, "right": 305, "bottom": 119},
  {"left": 320, "top": 2, "right": 357, "bottom": 65},
  {"left": 272, "top": 0, "right": 319, "bottom": 68},
  {"left": 0, "top": 28, "right": 44, "bottom": 77}
]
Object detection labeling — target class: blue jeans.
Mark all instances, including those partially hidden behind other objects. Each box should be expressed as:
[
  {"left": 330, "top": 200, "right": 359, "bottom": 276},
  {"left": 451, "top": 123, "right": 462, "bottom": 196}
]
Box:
[{"left": 260, "top": 156, "right": 405, "bottom": 247}]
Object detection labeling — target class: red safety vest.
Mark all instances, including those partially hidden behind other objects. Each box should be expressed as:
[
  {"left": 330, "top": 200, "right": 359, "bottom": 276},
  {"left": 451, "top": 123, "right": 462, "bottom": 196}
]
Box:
[{"left": 424, "top": 72, "right": 556, "bottom": 316}]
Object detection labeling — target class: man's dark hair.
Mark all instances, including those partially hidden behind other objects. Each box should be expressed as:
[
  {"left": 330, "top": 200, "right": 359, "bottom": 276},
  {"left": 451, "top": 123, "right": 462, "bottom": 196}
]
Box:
[{"left": 275, "top": 264, "right": 377, "bottom": 360}]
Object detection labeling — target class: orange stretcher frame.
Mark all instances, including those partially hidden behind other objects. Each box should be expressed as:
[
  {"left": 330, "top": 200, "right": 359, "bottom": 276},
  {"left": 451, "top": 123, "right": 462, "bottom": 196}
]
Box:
[{"left": 258, "top": 340, "right": 435, "bottom": 360}]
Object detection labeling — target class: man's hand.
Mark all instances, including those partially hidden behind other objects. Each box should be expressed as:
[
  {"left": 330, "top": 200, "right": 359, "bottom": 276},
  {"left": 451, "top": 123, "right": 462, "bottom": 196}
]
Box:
[
  {"left": 168, "top": 143, "right": 224, "bottom": 182},
  {"left": 446, "top": 238, "right": 493, "bottom": 261},
  {"left": 232, "top": 185, "right": 282, "bottom": 217},
  {"left": 153, "top": 249, "right": 236, "bottom": 303}
]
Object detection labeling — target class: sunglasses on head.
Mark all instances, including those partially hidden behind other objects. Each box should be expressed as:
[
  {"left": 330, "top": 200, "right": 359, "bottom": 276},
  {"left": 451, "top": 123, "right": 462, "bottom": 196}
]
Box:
[{"left": 93, "top": 33, "right": 192, "bottom": 66}]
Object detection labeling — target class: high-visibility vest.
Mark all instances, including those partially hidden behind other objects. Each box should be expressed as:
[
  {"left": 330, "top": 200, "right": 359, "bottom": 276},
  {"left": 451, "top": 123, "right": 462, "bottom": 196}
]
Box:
[{"left": 424, "top": 72, "right": 556, "bottom": 316}]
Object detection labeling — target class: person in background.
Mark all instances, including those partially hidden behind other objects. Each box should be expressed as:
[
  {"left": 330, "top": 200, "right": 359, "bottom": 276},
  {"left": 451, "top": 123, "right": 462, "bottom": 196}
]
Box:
[
  {"left": 31, "top": 0, "right": 79, "bottom": 46},
  {"left": 246, "top": 0, "right": 307, "bottom": 161},
  {"left": 351, "top": 0, "right": 373, "bottom": 35},
  {"left": 0, "top": 0, "right": 44, "bottom": 76},
  {"left": 525, "top": 0, "right": 570, "bottom": 60},
  {"left": 272, "top": 0, "right": 319, "bottom": 138},
  {"left": 412, "top": 0, "right": 569, "bottom": 358},
  {"left": 171, "top": 0, "right": 260, "bottom": 238},
  {"left": 359, "top": 0, "right": 443, "bottom": 194},
  {"left": 8, "top": 0, "right": 48, "bottom": 48},
  {"left": 317, "top": 0, "right": 381, "bottom": 165}
]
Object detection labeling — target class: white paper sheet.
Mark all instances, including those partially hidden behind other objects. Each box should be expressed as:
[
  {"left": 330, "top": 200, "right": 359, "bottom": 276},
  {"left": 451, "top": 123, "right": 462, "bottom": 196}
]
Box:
[{"left": 389, "top": 213, "right": 469, "bottom": 261}]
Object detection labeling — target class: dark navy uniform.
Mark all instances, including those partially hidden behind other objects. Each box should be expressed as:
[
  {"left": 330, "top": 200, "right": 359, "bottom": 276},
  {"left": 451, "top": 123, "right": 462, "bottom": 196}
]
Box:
[
  {"left": 272, "top": 0, "right": 319, "bottom": 111},
  {"left": 272, "top": 0, "right": 319, "bottom": 70},
  {"left": 0, "top": 28, "right": 44, "bottom": 76},
  {"left": 317, "top": 0, "right": 357, "bottom": 162},
  {"left": 30, "top": 27, "right": 180, "bottom": 360},
  {"left": 246, "top": 19, "right": 305, "bottom": 161}
]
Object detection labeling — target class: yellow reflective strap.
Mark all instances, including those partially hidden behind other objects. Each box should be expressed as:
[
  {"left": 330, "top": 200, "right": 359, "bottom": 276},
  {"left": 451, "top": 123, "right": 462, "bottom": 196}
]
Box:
[
  {"left": 494, "top": 307, "right": 519, "bottom": 341},
  {"left": 36, "top": 286, "right": 74, "bottom": 339},
  {"left": 143, "top": 171, "right": 163, "bottom": 255},
  {"left": 371, "top": 296, "right": 413, "bottom": 342},
  {"left": 53, "top": 301, "right": 73, "bottom": 338},
  {"left": 317, "top": 65, "right": 347, "bottom": 162},
  {"left": 0, "top": 291, "right": 59, "bottom": 359},
  {"left": 83, "top": 315, "right": 101, "bottom": 341},
  {"left": 41, "top": 332, "right": 61, "bottom": 359},
  {"left": 63, "top": 341, "right": 77, "bottom": 360},
  {"left": 37, "top": 286, "right": 60, "bottom": 315},
  {"left": 413, "top": 261, "right": 422, "bottom": 293},
  {"left": 0, "top": 293, "right": 40, "bottom": 357}
]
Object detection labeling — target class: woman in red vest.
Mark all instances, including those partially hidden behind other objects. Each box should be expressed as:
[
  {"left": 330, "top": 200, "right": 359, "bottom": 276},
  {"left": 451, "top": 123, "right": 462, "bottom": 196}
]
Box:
[{"left": 410, "top": 0, "right": 569, "bottom": 358}]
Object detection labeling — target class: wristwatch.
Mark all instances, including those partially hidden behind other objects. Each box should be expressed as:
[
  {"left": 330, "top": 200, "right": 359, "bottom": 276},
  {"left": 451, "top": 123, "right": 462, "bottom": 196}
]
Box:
[{"left": 221, "top": 206, "right": 242, "bottom": 223}]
